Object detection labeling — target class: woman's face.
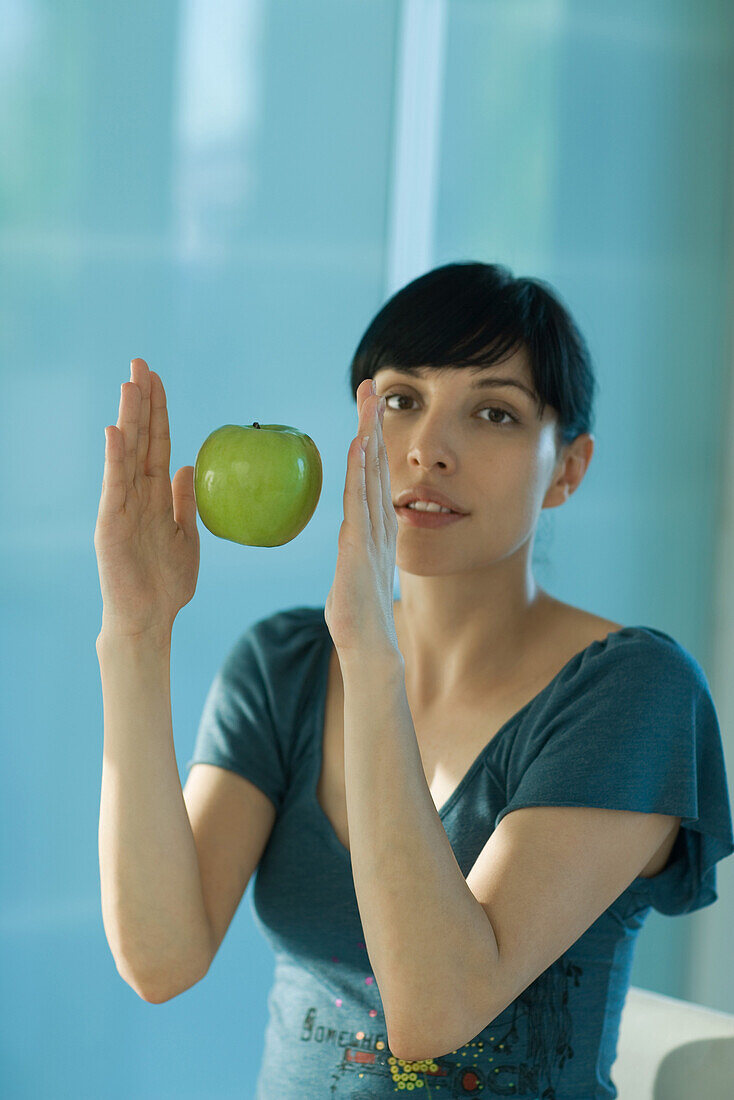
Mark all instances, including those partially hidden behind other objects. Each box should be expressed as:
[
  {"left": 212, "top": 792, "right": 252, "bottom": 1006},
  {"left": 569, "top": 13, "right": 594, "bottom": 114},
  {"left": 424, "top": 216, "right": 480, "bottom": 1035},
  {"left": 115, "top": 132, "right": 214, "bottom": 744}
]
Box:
[{"left": 373, "top": 349, "right": 569, "bottom": 575}]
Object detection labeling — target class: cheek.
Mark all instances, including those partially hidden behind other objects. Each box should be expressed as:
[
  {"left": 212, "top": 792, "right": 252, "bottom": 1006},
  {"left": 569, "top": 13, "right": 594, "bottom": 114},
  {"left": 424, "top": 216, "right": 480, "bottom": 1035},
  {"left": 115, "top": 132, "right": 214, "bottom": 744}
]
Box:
[
  {"left": 491, "top": 449, "right": 539, "bottom": 495},
  {"left": 478, "top": 456, "right": 547, "bottom": 528}
]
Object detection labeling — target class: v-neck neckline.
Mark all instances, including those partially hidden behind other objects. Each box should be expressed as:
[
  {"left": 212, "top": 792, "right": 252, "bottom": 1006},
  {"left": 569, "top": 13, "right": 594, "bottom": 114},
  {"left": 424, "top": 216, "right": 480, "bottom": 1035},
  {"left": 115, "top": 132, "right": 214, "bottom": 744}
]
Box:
[{"left": 310, "top": 617, "right": 650, "bottom": 861}]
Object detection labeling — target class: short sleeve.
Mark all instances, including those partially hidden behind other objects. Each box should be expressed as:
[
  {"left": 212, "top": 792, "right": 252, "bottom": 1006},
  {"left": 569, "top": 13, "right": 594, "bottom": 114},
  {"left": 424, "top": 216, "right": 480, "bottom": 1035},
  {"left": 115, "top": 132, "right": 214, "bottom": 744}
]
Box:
[
  {"left": 493, "top": 630, "right": 734, "bottom": 916},
  {"left": 186, "top": 606, "right": 326, "bottom": 815}
]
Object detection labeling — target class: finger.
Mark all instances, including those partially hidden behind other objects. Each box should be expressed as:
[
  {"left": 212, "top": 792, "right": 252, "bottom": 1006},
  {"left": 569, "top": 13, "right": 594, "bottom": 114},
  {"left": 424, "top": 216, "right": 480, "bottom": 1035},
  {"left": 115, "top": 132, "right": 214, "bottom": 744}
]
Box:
[
  {"left": 130, "top": 358, "right": 152, "bottom": 482},
  {"left": 118, "top": 379, "right": 141, "bottom": 490},
  {"left": 146, "top": 370, "right": 172, "bottom": 482},
  {"left": 376, "top": 402, "right": 396, "bottom": 540},
  {"left": 343, "top": 433, "right": 369, "bottom": 534},
  {"left": 361, "top": 395, "right": 383, "bottom": 542},
  {"left": 356, "top": 377, "right": 373, "bottom": 419},
  {"left": 100, "top": 424, "right": 126, "bottom": 516}
]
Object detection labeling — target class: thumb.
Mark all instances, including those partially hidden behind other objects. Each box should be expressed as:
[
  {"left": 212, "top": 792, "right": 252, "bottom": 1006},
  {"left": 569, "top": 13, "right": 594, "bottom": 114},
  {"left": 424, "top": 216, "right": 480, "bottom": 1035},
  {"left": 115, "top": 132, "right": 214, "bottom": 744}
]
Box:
[{"left": 172, "top": 466, "right": 198, "bottom": 538}]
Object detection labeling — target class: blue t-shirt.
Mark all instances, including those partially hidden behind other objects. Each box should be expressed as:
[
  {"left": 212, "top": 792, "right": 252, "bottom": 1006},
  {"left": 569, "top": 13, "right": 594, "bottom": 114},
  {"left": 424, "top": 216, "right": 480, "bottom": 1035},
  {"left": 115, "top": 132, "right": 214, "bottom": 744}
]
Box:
[{"left": 186, "top": 606, "right": 734, "bottom": 1099}]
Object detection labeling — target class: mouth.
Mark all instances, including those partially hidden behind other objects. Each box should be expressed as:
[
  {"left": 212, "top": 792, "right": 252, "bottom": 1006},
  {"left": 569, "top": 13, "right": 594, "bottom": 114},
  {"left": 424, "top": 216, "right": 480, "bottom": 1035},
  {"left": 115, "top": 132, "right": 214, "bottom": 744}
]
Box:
[{"left": 395, "top": 505, "right": 469, "bottom": 529}]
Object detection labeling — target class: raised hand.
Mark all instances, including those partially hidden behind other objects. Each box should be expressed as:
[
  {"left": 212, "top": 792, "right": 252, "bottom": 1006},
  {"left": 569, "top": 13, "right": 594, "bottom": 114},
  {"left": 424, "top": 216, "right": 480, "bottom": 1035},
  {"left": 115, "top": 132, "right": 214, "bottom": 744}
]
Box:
[
  {"left": 324, "top": 378, "right": 401, "bottom": 664},
  {"left": 94, "top": 358, "right": 200, "bottom": 643}
]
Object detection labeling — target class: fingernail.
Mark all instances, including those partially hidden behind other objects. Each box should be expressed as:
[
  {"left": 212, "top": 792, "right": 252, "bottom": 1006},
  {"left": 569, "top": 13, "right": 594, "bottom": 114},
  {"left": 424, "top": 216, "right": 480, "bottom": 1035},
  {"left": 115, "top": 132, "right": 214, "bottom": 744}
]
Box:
[{"left": 371, "top": 379, "right": 376, "bottom": 395}]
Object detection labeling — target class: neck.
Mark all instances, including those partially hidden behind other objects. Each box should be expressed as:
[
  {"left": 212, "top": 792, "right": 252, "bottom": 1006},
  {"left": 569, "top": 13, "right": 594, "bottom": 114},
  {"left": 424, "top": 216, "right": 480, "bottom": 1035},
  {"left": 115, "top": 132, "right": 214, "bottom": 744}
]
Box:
[{"left": 394, "top": 567, "right": 560, "bottom": 709}]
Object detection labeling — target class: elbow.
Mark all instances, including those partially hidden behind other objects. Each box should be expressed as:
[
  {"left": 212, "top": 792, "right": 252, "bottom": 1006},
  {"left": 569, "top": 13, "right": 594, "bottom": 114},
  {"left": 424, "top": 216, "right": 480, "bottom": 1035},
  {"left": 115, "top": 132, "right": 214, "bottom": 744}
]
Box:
[
  {"left": 121, "top": 960, "right": 210, "bottom": 1004},
  {"left": 387, "top": 1013, "right": 461, "bottom": 1063},
  {"left": 388, "top": 993, "right": 498, "bottom": 1063},
  {"left": 140, "top": 991, "right": 178, "bottom": 1005},
  {"left": 390, "top": 1037, "right": 450, "bottom": 1064},
  {"left": 123, "top": 972, "right": 174, "bottom": 1004},
  {"left": 391, "top": 1027, "right": 484, "bottom": 1064},
  {"left": 137, "top": 984, "right": 177, "bottom": 1005}
]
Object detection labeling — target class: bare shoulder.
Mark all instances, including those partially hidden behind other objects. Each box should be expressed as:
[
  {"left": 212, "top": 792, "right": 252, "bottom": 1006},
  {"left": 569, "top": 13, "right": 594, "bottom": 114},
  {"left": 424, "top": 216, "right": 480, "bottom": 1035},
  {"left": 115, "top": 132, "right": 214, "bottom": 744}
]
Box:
[
  {"left": 574, "top": 610, "right": 626, "bottom": 641},
  {"left": 543, "top": 595, "right": 625, "bottom": 649},
  {"left": 522, "top": 597, "right": 626, "bottom": 684}
]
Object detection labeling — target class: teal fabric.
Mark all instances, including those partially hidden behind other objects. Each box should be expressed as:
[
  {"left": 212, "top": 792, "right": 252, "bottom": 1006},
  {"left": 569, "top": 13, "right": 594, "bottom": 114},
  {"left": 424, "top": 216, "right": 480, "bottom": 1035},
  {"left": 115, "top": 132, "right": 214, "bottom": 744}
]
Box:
[{"left": 186, "top": 606, "right": 734, "bottom": 1099}]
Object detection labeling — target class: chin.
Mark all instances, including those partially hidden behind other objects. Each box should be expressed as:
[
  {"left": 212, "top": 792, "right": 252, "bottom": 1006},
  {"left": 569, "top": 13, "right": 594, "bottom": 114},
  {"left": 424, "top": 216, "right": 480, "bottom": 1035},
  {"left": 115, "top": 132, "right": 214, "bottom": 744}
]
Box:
[{"left": 395, "top": 553, "right": 469, "bottom": 576}]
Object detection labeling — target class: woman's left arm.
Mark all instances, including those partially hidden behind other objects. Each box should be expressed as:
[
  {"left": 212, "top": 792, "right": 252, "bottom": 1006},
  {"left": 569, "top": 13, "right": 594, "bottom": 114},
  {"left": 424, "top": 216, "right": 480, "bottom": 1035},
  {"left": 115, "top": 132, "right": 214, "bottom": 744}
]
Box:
[{"left": 324, "top": 380, "right": 500, "bottom": 1062}]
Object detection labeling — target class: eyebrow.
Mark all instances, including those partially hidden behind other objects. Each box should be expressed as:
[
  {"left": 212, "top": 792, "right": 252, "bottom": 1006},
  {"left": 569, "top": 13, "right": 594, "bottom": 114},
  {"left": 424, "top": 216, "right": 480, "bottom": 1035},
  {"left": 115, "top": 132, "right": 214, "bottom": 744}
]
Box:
[{"left": 381, "top": 366, "right": 539, "bottom": 404}]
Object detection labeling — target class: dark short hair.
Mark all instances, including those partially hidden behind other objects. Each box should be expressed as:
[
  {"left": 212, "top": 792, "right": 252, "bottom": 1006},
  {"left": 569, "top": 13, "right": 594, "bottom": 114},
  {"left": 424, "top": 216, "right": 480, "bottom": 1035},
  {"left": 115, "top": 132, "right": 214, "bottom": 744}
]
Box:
[{"left": 348, "top": 261, "right": 597, "bottom": 449}]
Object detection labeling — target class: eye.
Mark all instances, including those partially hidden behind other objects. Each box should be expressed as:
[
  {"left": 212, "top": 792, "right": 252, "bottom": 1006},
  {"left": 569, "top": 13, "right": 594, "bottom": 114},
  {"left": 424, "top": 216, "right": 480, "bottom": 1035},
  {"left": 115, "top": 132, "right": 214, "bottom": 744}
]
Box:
[
  {"left": 383, "top": 392, "right": 518, "bottom": 426},
  {"left": 477, "top": 406, "right": 518, "bottom": 426}
]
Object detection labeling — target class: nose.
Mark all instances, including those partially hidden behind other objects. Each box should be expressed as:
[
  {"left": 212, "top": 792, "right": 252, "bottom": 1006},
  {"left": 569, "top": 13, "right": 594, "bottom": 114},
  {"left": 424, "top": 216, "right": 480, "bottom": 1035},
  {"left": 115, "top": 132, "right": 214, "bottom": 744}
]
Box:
[{"left": 406, "top": 427, "right": 455, "bottom": 471}]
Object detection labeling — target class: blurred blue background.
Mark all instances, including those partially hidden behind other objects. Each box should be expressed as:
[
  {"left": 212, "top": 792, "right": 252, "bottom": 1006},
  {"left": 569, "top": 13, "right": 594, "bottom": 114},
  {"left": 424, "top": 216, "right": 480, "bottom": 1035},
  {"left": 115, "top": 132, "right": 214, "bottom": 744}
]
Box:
[{"left": 2, "top": 1, "right": 734, "bottom": 1096}]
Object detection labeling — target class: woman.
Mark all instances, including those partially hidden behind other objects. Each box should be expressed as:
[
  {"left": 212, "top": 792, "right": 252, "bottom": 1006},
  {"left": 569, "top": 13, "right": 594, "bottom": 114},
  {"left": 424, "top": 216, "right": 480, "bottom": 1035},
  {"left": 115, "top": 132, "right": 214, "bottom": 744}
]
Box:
[{"left": 96, "top": 262, "right": 733, "bottom": 1099}]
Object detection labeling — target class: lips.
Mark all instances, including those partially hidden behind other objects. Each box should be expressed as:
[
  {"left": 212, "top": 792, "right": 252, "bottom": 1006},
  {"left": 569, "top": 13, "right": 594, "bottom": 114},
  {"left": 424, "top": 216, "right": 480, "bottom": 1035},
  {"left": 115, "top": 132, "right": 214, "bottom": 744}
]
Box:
[
  {"left": 402, "top": 502, "right": 458, "bottom": 515},
  {"left": 395, "top": 506, "right": 468, "bottom": 528},
  {"left": 393, "top": 487, "right": 469, "bottom": 514}
]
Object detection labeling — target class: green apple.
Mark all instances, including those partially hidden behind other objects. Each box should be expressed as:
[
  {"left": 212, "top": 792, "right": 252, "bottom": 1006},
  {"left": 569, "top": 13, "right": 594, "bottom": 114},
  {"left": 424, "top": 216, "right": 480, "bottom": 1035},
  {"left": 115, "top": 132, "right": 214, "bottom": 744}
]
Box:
[{"left": 194, "top": 421, "right": 323, "bottom": 547}]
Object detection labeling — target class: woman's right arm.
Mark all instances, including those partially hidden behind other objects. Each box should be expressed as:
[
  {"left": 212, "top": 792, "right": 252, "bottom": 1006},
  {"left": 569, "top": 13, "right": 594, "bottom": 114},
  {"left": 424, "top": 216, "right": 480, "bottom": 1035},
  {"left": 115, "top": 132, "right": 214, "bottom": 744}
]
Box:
[
  {"left": 94, "top": 358, "right": 211, "bottom": 1001},
  {"left": 96, "top": 630, "right": 213, "bottom": 1002}
]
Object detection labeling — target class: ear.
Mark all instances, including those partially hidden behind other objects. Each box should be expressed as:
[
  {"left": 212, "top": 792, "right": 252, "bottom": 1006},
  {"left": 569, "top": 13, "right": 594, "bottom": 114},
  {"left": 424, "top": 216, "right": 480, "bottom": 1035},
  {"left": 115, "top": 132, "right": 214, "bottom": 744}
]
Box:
[{"left": 542, "top": 432, "right": 595, "bottom": 510}]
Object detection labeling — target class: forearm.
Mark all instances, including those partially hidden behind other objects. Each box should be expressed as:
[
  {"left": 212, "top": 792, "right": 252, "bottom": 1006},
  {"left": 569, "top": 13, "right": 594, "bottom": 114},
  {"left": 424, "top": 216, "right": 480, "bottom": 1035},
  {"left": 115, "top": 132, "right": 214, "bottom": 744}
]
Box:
[
  {"left": 97, "top": 631, "right": 212, "bottom": 1001},
  {"left": 339, "top": 650, "right": 499, "bottom": 1058}
]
